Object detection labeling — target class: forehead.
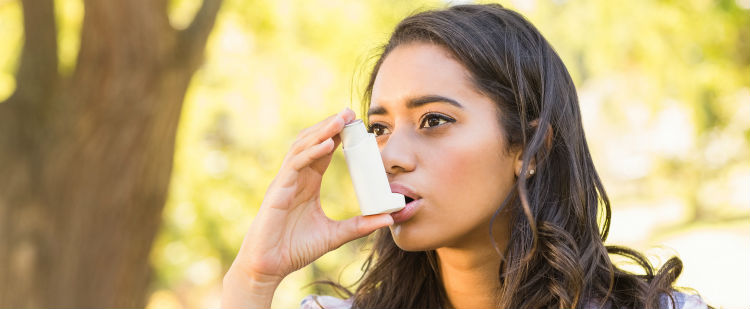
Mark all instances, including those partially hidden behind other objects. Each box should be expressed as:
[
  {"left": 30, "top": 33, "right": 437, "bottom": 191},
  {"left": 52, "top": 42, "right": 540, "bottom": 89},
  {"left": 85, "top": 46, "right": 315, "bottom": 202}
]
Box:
[{"left": 370, "top": 43, "right": 477, "bottom": 109}]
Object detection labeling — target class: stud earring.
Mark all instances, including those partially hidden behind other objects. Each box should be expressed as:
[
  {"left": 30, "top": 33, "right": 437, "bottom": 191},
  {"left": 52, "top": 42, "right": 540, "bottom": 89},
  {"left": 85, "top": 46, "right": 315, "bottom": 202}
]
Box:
[{"left": 529, "top": 169, "right": 535, "bottom": 175}]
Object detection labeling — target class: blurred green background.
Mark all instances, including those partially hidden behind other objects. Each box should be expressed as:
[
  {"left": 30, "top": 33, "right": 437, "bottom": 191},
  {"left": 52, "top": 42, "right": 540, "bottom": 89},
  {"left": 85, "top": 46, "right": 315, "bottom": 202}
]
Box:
[{"left": 0, "top": 0, "right": 747, "bottom": 307}]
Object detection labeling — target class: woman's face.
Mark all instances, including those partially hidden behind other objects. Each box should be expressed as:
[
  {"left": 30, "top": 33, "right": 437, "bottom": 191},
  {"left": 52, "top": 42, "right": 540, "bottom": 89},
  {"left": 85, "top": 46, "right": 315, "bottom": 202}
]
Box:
[{"left": 368, "top": 42, "right": 519, "bottom": 251}]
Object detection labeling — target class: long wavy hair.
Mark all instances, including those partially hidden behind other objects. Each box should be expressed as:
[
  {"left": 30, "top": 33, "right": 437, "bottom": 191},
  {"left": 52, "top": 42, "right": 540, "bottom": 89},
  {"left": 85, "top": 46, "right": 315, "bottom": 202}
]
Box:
[{"left": 316, "top": 4, "right": 686, "bottom": 308}]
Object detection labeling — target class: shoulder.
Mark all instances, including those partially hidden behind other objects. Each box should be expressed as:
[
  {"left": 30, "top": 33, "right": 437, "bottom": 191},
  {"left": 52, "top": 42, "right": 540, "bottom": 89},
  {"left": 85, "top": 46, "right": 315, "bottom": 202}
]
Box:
[
  {"left": 662, "top": 291, "right": 708, "bottom": 309},
  {"left": 299, "top": 294, "right": 353, "bottom": 309}
]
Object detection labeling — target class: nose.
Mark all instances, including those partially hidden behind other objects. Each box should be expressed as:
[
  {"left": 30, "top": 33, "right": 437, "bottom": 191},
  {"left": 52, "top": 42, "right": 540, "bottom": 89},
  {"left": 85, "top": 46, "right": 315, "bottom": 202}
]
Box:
[{"left": 380, "top": 126, "right": 416, "bottom": 176}]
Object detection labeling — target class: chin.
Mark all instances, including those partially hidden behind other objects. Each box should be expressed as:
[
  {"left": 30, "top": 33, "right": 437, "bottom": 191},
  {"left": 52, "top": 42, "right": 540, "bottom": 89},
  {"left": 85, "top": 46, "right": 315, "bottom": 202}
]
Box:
[{"left": 388, "top": 223, "right": 441, "bottom": 252}]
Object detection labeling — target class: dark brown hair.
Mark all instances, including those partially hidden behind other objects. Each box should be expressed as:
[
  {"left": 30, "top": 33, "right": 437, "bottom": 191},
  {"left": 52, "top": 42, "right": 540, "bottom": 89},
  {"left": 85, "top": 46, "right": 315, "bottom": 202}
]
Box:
[{"left": 318, "top": 4, "right": 687, "bottom": 308}]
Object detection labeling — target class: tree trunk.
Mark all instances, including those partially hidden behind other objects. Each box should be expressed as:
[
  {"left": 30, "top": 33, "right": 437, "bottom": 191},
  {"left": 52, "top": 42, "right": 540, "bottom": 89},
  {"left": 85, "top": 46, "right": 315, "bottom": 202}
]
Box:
[{"left": 0, "top": 0, "right": 222, "bottom": 306}]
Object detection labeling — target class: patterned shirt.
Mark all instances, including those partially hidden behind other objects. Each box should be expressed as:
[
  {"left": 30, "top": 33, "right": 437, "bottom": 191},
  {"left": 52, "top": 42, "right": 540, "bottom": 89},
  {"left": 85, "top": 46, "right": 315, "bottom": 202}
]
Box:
[{"left": 299, "top": 291, "right": 707, "bottom": 309}]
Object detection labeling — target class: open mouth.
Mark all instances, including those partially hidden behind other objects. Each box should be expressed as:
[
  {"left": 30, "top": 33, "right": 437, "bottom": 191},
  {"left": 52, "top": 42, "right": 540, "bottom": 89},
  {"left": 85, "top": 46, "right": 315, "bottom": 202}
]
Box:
[{"left": 389, "top": 183, "right": 420, "bottom": 208}]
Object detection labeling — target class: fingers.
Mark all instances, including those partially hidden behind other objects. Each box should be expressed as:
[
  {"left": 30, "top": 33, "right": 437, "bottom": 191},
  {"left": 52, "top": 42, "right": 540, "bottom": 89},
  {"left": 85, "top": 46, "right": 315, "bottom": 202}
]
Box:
[
  {"left": 289, "top": 137, "right": 335, "bottom": 171},
  {"left": 291, "top": 108, "right": 355, "bottom": 155},
  {"left": 283, "top": 107, "right": 355, "bottom": 174},
  {"left": 331, "top": 214, "right": 394, "bottom": 249},
  {"left": 339, "top": 107, "right": 356, "bottom": 123}
]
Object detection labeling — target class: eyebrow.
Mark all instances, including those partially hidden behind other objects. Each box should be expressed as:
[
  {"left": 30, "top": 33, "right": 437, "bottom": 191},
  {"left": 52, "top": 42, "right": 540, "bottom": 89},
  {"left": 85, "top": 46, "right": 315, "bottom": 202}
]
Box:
[{"left": 367, "top": 95, "right": 464, "bottom": 117}]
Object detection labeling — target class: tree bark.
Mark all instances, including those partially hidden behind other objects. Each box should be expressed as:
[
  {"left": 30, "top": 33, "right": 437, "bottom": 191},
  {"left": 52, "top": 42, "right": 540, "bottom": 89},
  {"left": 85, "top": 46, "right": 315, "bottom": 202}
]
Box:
[{"left": 0, "top": 0, "right": 222, "bottom": 306}]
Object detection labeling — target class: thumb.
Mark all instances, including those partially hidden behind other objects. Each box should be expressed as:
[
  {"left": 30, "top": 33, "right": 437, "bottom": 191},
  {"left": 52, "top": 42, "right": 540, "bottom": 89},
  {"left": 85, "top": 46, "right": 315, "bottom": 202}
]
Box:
[{"left": 332, "top": 213, "right": 394, "bottom": 248}]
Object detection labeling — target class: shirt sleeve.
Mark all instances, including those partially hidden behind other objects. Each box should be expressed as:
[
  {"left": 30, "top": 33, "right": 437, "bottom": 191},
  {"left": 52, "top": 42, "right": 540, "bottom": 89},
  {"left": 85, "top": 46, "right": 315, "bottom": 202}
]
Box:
[
  {"left": 662, "top": 291, "right": 708, "bottom": 309},
  {"left": 299, "top": 294, "right": 353, "bottom": 309}
]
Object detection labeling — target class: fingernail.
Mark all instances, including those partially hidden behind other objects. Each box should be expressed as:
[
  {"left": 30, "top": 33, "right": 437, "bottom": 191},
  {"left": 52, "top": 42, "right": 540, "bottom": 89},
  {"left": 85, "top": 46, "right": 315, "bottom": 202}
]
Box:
[
  {"left": 342, "top": 107, "right": 355, "bottom": 116},
  {"left": 338, "top": 108, "right": 353, "bottom": 124},
  {"left": 384, "top": 214, "right": 394, "bottom": 226}
]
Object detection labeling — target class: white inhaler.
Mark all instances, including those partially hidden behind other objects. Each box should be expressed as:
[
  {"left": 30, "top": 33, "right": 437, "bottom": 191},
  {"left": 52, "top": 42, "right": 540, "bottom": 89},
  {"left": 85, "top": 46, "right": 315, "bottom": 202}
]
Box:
[{"left": 340, "top": 119, "right": 406, "bottom": 216}]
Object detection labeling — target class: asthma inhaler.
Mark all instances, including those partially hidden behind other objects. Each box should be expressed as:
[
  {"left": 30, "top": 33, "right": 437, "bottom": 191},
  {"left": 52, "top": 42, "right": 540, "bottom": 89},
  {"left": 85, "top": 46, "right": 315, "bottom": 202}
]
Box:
[{"left": 340, "top": 119, "right": 406, "bottom": 216}]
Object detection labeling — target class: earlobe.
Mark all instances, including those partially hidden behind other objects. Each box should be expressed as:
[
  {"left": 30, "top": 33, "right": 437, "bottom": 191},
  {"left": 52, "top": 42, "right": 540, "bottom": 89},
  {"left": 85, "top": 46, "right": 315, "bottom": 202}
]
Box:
[
  {"left": 513, "top": 149, "right": 534, "bottom": 177},
  {"left": 514, "top": 119, "right": 553, "bottom": 177},
  {"left": 514, "top": 153, "right": 536, "bottom": 177}
]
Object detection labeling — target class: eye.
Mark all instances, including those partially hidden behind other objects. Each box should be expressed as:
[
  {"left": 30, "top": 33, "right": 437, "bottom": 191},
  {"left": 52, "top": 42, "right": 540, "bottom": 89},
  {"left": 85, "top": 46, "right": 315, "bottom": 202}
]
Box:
[
  {"left": 368, "top": 123, "right": 391, "bottom": 136},
  {"left": 420, "top": 113, "right": 455, "bottom": 129}
]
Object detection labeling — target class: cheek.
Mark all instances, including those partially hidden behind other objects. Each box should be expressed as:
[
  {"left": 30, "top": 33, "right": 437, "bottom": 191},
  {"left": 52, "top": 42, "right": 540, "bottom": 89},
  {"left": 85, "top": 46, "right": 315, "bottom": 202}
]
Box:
[{"left": 425, "top": 133, "right": 515, "bottom": 217}]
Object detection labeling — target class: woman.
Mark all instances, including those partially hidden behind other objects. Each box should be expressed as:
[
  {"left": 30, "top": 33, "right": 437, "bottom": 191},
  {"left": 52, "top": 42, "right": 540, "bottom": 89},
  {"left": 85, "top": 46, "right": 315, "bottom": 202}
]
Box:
[{"left": 221, "top": 4, "right": 707, "bottom": 309}]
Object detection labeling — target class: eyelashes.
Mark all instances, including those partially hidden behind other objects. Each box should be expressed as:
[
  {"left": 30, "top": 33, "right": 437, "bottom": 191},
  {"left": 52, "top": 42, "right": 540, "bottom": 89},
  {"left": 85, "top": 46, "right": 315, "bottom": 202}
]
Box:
[
  {"left": 368, "top": 123, "right": 389, "bottom": 136},
  {"left": 419, "top": 113, "right": 455, "bottom": 129},
  {"left": 367, "top": 112, "right": 456, "bottom": 137}
]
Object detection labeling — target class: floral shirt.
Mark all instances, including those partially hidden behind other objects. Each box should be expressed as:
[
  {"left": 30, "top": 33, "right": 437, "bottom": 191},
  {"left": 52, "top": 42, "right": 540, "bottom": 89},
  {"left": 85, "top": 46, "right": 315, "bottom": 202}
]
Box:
[
  {"left": 299, "top": 294, "right": 353, "bottom": 309},
  {"left": 299, "top": 291, "right": 707, "bottom": 309}
]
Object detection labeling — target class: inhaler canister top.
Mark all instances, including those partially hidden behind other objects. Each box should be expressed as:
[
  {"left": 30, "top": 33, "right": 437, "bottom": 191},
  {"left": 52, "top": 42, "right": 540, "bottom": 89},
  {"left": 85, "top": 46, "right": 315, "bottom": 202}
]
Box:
[
  {"left": 340, "top": 119, "right": 406, "bottom": 216},
  {"left": 341, "top": 119, "right": 368, "bottom": 148}
]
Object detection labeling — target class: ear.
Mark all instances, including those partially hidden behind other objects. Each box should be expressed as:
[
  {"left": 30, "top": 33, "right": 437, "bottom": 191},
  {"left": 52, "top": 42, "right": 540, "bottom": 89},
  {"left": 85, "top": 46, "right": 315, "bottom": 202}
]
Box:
[
  {"left": 513, "top": 119, "right": 553, "bottom": 177},
  {"left": 513, "top": 148, "right": 528, "bottom": 178}
]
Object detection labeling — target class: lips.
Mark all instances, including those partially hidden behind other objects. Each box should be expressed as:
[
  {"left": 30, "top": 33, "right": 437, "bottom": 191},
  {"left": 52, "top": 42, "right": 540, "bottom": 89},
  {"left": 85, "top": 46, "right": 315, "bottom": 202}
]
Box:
[
  {"left": 389, "top": 183, "right": 420, "bottom": 201},
  {"left": 389, "top": 183, "right": 422, "bottom": 223}
]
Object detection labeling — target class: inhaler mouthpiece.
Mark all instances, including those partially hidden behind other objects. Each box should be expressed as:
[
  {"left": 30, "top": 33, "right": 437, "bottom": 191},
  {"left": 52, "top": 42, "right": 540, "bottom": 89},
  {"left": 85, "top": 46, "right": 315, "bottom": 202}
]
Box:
[{"left": 340, "top": 119, "right": 405, "bottom": 216}]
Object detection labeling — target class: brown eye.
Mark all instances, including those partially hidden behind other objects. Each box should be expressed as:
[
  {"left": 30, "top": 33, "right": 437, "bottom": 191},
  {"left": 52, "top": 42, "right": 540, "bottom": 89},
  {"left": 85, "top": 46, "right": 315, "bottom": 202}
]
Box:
[
  {"left": 368, "top": 123, "right": 390, "bottom": 136},
  {"left": 420, "top": 113, "right": 454, "bottom": 129}
]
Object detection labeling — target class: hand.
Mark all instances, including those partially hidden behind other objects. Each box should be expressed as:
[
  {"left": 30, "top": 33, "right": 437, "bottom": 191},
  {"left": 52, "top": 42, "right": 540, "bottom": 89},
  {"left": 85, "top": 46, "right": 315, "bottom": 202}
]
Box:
[{"left": 227, "top": 107, "right": 394, "bottom": 285}]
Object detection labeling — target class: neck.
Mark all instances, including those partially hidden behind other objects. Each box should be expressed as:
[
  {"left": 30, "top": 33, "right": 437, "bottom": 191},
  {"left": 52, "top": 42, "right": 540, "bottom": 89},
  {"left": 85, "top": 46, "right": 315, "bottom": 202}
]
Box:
[{"left": 436, "top": 216, "right": 510, "bottom": 309}]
